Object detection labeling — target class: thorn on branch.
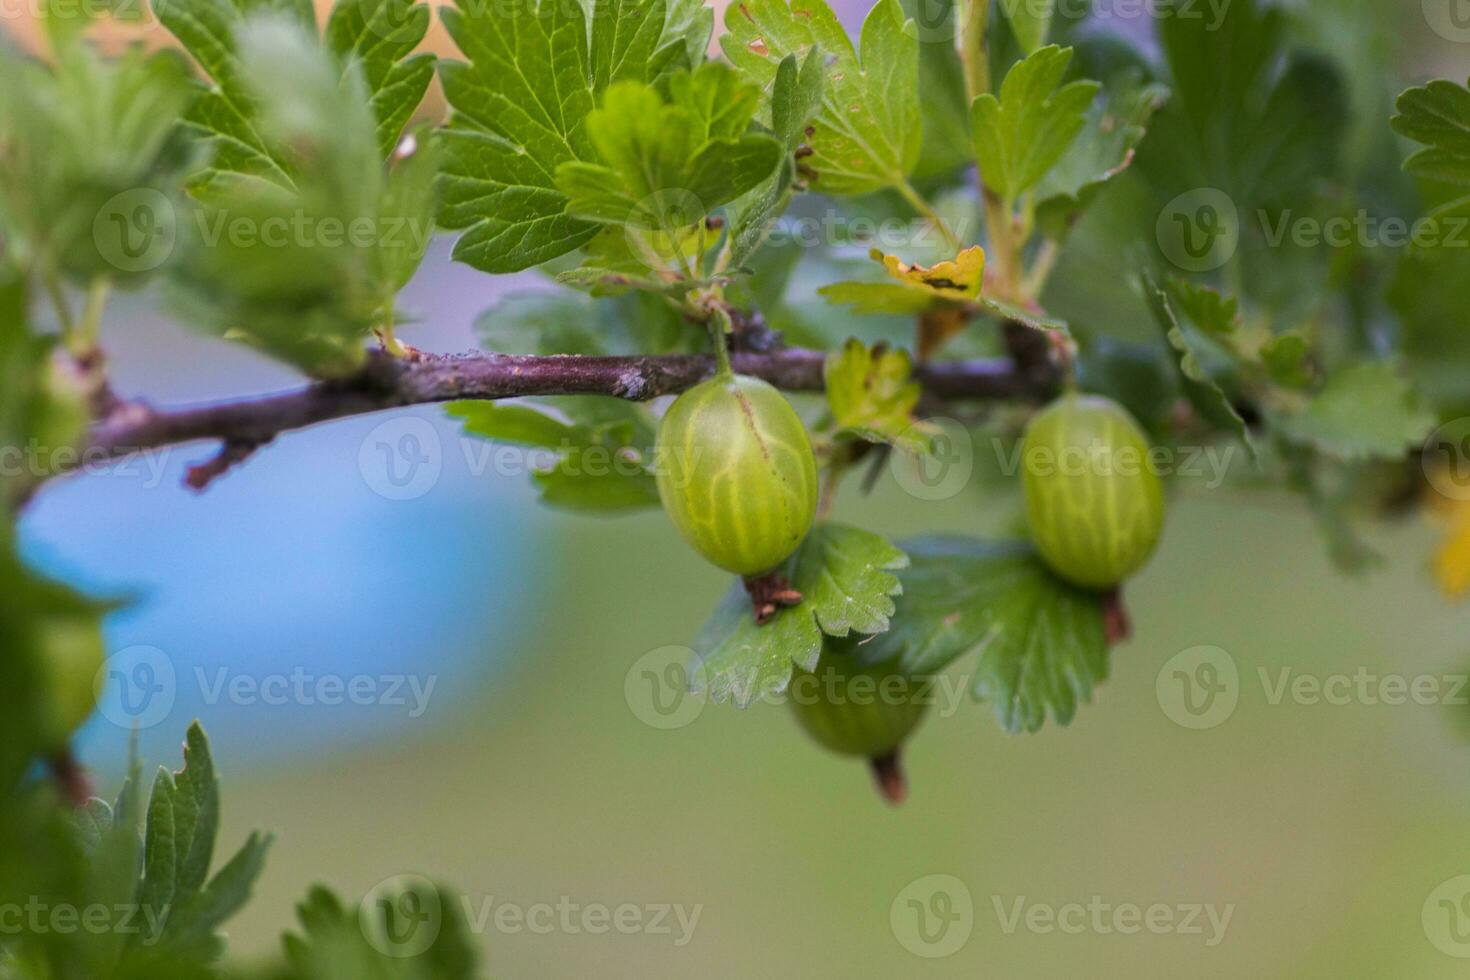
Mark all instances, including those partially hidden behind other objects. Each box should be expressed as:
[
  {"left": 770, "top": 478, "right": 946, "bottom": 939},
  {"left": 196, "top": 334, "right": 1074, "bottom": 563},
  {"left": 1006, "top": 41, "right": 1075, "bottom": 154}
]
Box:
[{"left": 186, "top": 437, "right": 268, "bottom": 490}]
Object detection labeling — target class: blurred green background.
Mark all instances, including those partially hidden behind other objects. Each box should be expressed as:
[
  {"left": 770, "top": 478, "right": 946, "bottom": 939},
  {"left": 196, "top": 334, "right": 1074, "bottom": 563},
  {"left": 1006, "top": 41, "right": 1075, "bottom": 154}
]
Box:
[
  {"left": 222, "top": 481, "right": 1470, "bottom": 978},
  {"left": 11, "top": 0, "right": 1470, "bottom": 975}
]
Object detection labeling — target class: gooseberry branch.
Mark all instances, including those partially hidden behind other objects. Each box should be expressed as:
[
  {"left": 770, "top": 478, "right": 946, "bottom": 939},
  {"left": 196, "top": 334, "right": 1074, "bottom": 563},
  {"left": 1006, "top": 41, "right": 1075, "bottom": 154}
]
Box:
[{"left": 79, "top": 330, "right": 1060, "bottom": 490}]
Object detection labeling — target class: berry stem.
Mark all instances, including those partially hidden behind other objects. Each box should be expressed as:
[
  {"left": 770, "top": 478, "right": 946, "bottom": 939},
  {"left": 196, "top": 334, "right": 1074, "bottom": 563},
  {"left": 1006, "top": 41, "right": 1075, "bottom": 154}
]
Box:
[
  {"left": 742, "top": 571, "right": 802, "bottom": 625},
  {"left": 1101, "top": 587, "right": 1132, "bottom": 645},
  {"left": 895, "top": 178, "right": 963, "bottom": 253},
  {"left": 869, "top": 752, "right": 908, "bottom": 805},
  {"left": 707, "top": 308, "right": 735, "bottom": 381}
]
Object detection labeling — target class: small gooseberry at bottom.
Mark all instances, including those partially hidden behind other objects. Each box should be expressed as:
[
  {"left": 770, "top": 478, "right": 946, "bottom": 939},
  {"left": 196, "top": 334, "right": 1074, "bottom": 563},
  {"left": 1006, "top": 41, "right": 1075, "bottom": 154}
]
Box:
[{"left": 788, "top": 638, "right": 931, "bottom": 804}]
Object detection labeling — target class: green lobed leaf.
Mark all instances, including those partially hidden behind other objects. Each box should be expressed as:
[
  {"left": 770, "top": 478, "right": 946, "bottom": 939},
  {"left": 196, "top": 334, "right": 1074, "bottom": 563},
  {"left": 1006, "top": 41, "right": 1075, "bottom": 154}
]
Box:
[
  {"left": 1259, "top": 332, "right": 1313, "bottom": 388},
  {"left": 726, "top": 48, "right": 826, "bottom": 268},
  {"left": 323, "top": 0, "right": 437, "bottom": 158},
  {"left": 0, "top": 721, "right": 270, "bottom": 975},
  {"left": 126, "top": 727, "right": 272, "bottom": 964},
  {"left": 1166, "top": 277, "right": 1240, "bottom": 337},
  {"left": 1141, "top": 0, "right": 1347, "bottom": 207},
  {"left": 722, "top": 0, "right": 922, "bottom": 196},
  {"left": 1002, "top": 0, "right": 1054, "bottom": 54},
  {"left": 971, "top": 45, "right": 1100, "bottom": 203},
  {"left": 1033, "top": 68, "right": 1167, "bottom": 240},
  {"left": 159, "top": 830, "right": 273, "bottom": 958},
  {"left": 375, "top": 129, "right": 442, "bottom": 295},
  {"left": 1391, "top": 75, "right": 1470, "bottom": 225},
  {"left": 689, "top": 523, "right": 908, "bottom": 706},
  {"left": 851, "top": 537, "right": 1109, "bottom": 733},
  {"left": 1387, "top": 247, "right": 1470, "bottom": 412},
  {"left": 437, "top": 0, "right": 700, "bottom": 273},
  {"left": 1275, "top": 361, "right": 1436, "bottom": 462},
  {"left": 153, "top": 0, "right": 431, "bottom": 192},
  {"left": 165, "top": 18, "right": 390, "bottom": 377},
  {"left": 138, "top": 722, "right": 220, "bottom": 923},
  {"left": 1143, "top": 276, "right": 1256, "bottom": 457},
  {"left": 273, "top": 882, "right": 478, "bottom": 980},
  {"left": 976, "top": 296, "right": 1068, "bottom": 333},
  {"left": 554, "top": 65, "right": 783, "bottom": 230},
  {"left": 0, "top": 43, "right": 197, "bottom": 286},
  {"left": 1131, "top": 0, "right": 1347, "bottom": 324},
  {"left": 902, "top": 0, "right": 971, "bottom": 183},
  {"left": 0, "top": 272, "right": 110, "bottom": 783}
]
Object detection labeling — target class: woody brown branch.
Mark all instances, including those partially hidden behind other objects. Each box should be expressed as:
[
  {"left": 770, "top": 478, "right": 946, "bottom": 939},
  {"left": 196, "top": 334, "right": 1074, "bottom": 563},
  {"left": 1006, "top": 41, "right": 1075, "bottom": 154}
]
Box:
[{"left": 83, "top": 337, "right": 1060, "bottom": 484}]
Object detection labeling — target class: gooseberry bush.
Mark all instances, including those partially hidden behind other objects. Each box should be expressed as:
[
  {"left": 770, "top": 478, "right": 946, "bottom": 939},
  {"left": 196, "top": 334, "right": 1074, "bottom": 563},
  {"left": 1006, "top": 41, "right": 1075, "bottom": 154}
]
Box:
[{"left": 1, "top": 0, "right": 1467, "bottom": 973}]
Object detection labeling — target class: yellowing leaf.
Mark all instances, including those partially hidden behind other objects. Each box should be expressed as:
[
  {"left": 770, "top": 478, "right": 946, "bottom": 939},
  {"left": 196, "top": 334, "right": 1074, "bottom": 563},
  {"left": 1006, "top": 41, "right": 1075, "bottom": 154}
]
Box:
[
  {"left": 1428, "top": 479, "right": 1470, "bottom": 599},
  {"left": 823, "top": 338, "right": 930, "bottom": 451},
  {"left": 876, "top": 245, "right": 985, "bottom": 300},
  {"left": 818, "top": 245, "right": 985, "bottom": 317}
]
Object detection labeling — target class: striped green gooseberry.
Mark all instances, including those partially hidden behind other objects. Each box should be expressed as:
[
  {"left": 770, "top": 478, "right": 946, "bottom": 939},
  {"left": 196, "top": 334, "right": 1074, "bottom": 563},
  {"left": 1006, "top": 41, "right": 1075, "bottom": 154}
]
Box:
[
  {"left": 1020, "top": 393, "right": 1166, "bottom": 590},
  {"left": 788, "top": 639, "right": 931, "bottom": 803},
  {"left": 654, "top": 374, "right": 818, "bottom": 577}
]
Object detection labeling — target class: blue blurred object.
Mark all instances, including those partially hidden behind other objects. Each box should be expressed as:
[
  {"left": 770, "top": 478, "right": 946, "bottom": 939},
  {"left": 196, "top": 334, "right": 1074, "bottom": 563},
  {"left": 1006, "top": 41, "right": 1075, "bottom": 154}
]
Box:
[{"left": 18, "top": 240, "right": 553, "bottom": 771}]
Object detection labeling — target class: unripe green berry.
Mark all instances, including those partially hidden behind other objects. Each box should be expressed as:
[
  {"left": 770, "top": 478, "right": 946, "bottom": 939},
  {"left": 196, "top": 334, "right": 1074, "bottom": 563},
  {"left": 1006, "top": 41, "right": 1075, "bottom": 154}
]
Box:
[
  {"left": 655, "top": 374, "right": 818, "bottom": 576},
  {"left": 37, "top": 617, "right": 104, "bottom": 746},
  {"left": 789, "top": 641, "right": 929, "bottom": 802},
  {"left": 1021, "top": 393, "right": 1166, "bottom": 590}
]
